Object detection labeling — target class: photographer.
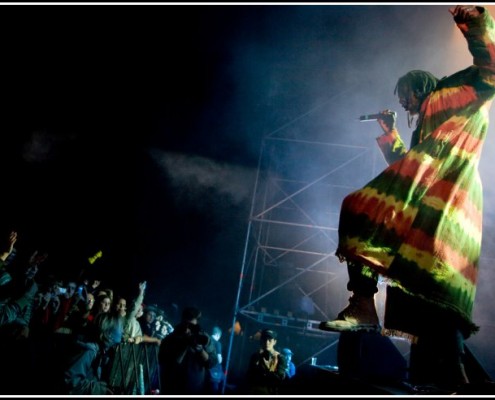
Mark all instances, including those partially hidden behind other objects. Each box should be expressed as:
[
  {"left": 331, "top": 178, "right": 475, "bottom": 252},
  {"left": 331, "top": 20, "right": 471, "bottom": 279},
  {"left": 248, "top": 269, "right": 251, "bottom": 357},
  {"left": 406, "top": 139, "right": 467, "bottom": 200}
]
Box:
[{"left": 158, "top": 306, "right": 218, "bottom": 394}]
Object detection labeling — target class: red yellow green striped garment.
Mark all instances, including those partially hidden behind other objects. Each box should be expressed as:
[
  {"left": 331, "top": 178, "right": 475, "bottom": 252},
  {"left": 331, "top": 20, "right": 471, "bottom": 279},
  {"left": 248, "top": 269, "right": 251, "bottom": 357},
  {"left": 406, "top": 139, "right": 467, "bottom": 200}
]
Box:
[{"left": 335, "top": 10, "right": 495, "bottom": 337}]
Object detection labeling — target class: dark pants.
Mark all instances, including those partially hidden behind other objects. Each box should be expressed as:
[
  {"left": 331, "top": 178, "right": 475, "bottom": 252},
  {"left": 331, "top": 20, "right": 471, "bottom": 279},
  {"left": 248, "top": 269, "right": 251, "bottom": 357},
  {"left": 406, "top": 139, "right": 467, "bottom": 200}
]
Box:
[{"left": 409, "top": 327, "right": 467, "bottom": 388}]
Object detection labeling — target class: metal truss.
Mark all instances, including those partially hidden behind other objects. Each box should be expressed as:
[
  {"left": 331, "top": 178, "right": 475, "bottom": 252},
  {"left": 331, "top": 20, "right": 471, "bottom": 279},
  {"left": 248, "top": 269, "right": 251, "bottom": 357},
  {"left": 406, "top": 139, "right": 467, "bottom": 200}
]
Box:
[{"left": 223, "top": 113, "right": 380, "bottom": 391}]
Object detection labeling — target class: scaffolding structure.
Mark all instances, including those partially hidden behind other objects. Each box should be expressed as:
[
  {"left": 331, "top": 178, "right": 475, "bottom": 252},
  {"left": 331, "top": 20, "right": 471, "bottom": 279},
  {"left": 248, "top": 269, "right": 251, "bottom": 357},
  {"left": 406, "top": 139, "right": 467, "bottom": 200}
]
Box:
[{"left": 223, "top": 102, "right": 385, "bottom": 392}]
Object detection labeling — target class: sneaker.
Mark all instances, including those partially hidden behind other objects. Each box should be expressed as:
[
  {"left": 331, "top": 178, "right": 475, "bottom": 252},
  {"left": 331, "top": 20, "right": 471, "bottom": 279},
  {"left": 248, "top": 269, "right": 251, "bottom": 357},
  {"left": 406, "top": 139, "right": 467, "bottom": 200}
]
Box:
[{"left": 319, "top": 294, "right": 380, "bottom": 332}]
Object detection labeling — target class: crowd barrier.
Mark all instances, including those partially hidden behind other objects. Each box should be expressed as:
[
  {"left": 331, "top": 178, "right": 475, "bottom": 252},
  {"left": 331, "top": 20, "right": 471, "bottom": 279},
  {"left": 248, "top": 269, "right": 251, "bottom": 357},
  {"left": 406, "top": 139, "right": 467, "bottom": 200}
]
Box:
[{"left": 107, "top": 342, "right": 160, "bottom": 395}]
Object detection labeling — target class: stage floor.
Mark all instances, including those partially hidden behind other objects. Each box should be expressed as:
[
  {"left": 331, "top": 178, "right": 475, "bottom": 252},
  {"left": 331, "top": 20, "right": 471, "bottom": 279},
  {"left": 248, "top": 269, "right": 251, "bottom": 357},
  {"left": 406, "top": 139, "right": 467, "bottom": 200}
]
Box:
[{"left": 278, "top": 364, "right": 495, "bottom": 396}]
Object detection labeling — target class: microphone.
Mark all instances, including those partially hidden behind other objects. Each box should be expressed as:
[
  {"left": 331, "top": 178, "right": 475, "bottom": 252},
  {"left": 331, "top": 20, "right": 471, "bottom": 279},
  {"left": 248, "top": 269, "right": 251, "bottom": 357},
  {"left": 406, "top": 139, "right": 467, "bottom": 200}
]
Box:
[{"left": 358, "top": 111, "right": 396, "bottom": 122}]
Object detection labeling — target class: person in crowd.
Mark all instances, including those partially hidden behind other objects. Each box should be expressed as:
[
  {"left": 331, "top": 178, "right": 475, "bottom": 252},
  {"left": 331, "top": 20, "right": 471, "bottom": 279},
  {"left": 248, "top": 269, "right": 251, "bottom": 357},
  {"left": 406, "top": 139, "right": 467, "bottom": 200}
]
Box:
[
  {"left": 139, "top": 303, "right": 157, "bottom": 336},
  {"left": 206, "top": 325, "right": 225, "bottom": 394},
  {"left": 30, "top": 277, "right": 65, "bottom": 393},
  {"left": 114, "top": 296, "right": 127, "bottom": 318},
  {"left": 138, "top": 303, "right": 162, "bottom": 345},
  {"left": 93, "top": 293, "right": 112, "bottom": 317},
  {"left": 158, "top": 306, "right": 218, "bottom": 394},
  {"left": 52, "top": 281, "right": 78, "bottom": 332},
  {"left": 63, "top": 311, "right": 124, "bottom": 395},
  {"left": 0, "top": 231, "right": 39, "bottom": 326},
  {"left": 98, "top": 288, "right": 114, "bottom": 305},
  {"left": 66, "top": 287, "right": 96, "bottom": 342},
  {"left": 153, "top": 309, "right": 174, "bottom": 340},
  {"left": 245, "top": 328, "right": 287, "bottom": 395},
  {"left": 281, "top": 348, "right": 296, "bottom": 379},
  {"left": 1, "top": 245, "right": 46, "bottom": 330},
  {"left": 52, "top": 280, "right": 81, "bottom": 373},
  {"left": 125, "top": 303, "right": 145, "bottom": 343},
  {"left": 122, "top": 281, "right": 147, "bottom": 344},
  {"left": 0, "top": 242, "right": 47, "bottom": 393},
  {"left": 33, "top": 278, "right": 63, "bottom": 329},
  {"left": 319, "top": 4, "right": 495, "bottom": 391}
]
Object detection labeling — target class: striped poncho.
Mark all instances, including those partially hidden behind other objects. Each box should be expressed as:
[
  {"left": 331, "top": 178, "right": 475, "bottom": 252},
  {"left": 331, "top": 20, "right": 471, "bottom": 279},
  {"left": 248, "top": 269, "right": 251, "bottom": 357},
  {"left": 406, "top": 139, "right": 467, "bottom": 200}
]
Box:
[{"left": 335, "top": 9, "right": 495, "bottom": 338}]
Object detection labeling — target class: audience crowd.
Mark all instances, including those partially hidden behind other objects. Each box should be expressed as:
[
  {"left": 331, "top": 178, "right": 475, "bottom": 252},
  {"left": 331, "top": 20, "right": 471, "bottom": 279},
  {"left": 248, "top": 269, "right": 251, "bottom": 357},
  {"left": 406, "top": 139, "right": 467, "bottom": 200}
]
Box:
[
  {"left": 0, "top": 229, "right": 176, "bottom": 394},
  {"left": 0, "top": 229, "right": 296, "bottom": 395}
]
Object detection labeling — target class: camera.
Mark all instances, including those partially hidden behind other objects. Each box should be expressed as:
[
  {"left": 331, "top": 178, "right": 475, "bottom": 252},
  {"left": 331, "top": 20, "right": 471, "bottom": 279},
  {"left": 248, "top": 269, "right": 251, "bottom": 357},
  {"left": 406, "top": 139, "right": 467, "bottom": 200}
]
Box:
[
  {"left": 188, "top": 324, "right": 210, "bottom": 347},
  {"left": 193, "top": 332, "right": 210, "bottom": 347}
]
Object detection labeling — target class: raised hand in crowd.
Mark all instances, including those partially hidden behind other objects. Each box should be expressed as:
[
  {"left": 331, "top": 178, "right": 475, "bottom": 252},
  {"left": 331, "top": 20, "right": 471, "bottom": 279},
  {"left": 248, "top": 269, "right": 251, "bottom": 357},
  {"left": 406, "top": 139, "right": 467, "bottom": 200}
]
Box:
[
  {"left": 28, "top": 250, "right": 48, "bottom": 267},
  {"left": 1, "top": 230, "right": 17, "bottom": 262}
]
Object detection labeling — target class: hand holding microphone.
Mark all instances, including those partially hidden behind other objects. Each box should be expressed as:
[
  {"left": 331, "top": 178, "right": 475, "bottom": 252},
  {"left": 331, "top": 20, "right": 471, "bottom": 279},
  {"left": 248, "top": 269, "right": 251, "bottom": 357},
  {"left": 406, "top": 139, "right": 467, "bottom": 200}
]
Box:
[
  {"left": 359, "top": 110, "right": 397, "bottom": 134},
  {"left": 359, "top": 110, "right": 396, "bottom": 121}
]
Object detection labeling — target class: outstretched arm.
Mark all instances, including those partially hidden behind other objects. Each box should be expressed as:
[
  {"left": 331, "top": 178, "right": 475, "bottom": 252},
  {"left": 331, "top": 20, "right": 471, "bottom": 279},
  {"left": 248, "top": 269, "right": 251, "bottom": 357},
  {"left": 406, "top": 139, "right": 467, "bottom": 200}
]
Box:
[{"left": 450, "top": 5, "right": 495, "bottom": 89}]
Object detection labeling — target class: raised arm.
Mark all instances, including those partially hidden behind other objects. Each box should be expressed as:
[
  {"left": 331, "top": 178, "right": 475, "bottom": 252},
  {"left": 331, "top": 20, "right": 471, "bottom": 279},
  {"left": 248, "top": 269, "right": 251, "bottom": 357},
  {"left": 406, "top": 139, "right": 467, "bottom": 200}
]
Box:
[
  {"left": 0, "top": 231, "right": 17, "bottom": 262},
  {"left": 450, "top": 5, "right": 495, "bottom": 87},
  {"left": 127, "top": 281, "right": 146, "bottom": 320}
]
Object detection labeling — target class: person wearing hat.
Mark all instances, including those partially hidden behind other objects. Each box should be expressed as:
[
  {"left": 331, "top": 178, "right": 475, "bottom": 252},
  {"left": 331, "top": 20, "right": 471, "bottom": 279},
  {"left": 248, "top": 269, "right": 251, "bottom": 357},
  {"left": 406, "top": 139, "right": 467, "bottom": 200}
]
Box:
[
  {"left": 206, "top": 326, "right": 224, "bottom": 394},
  {"left": 281, "top": 348, "right": 296, "bottom": 379},
  {"left": 139, "top": 303, "right": 158, "bottom": 337},
  {"left": 245, "top": 328, "right": 287, "bottom": 394}
]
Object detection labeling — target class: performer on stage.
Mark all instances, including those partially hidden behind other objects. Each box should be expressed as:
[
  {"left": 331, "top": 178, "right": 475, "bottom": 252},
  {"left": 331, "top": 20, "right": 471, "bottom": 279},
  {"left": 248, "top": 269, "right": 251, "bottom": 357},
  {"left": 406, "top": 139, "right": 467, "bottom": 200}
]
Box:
[{"left": 320, "top": 5, "right": 495, "bottom": 390}]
